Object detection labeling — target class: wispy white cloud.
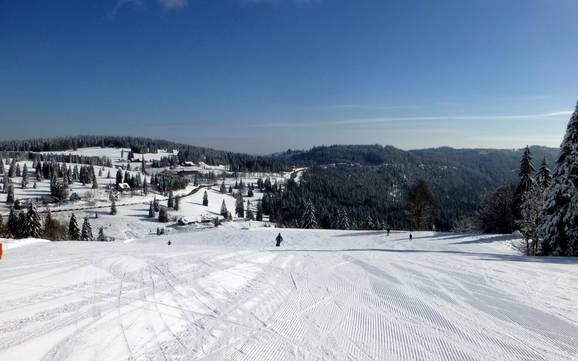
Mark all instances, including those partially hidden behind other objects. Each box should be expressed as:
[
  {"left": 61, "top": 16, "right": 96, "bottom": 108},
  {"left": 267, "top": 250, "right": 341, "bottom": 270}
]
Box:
[
  {"left": 108, "top": 0, "right": 144, "bottom": 18},
  {"left": 228, "top": 110, "right": 573, "bottom": 129},
  {"left": 312, "top": 104, "right": 421, "bottom": 111},
  {"left": 158, "top": 0, "right": 188, "bottom": 10}
]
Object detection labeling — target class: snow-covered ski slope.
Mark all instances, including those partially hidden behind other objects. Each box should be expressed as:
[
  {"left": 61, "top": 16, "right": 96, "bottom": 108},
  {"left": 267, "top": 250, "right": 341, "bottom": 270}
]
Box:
[{"left": 0, "top": 227, "right": 577, "bottom": 361}]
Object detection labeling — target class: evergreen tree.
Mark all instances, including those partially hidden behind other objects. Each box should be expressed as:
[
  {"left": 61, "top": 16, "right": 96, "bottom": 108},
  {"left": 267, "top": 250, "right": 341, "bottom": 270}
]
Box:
[
  {"left": 158, "top": 207, "right": 169, "bottom": 223},
  {"left": 220, "top": 200, "right": 228, "bottom": 218},
  {"left": 25, "top": 203, "right": 42, "bottom": 238},
  {"left": 148, "top": 201, "right": 155, "bottom": 217},
  {"left": 256, "top": 202, "right": 263, "bottom": 221},
  {"left": 68, "top": 214, "right": 80, "bottom": 240},
  {"left": 168, "top": 191, "right": 174, "bottom": 208},
  {"left": 235, "top": 193, "right": 244, "bottom": 217},
  {"left": 405, "top": 180, "right": 435, "bottom": 231},
  {"left": 17, "top": 212, "right": 26, "bottom": 238},
  {"left": 220, "top": 181, "right": 227, "bottom": 193},
  {"left": 97, "top": 227, "right": 106, "bottom": 242},
  {"left": 7, "top": 207, "right": 18, "bottom": 237},
  {"left": 21, "top": 164, "right": 28, "bottom": 188},
  {"left": 6, "top": 184, "right": 15, "bottom": 204},
  {"left": 203, "top": 190, "right": 209, "bottom": 206},
  {"left": 536, "top": 158, "right": 552, "bottom": 189},
  {"left": 110, "top": 199, "right": 117, "bottom": 215},
  {"left": 43, "top": 210, "right": 56, "bottom": 240},
  {"left": 246, "top": 201, "right": 254, "bottom": 220},
  {"left": 542, "top": 101, "right": 578, "bottom": 256},
  {"left": 81, "top": 218, "right": 93, "bottom": 241},
  {"left": 92, "top": 175, "right": 98, "bottom": 189},
  {"left": 142, "top": 177, "right": 148, "bottom": 195},
  {"left": 300, "top": 199, "right": 318, "bottom": 229},
  {"left": 247, "top": 188, "right": 254, "bottom": 197},
  {"left": 107, "top": 170, "right": 111, "bottom": 179},
  {"left": 141, "top": 155, "right": 146, "bottom": 175},
  {"left": 116, "top": 169, "right": 123, "bottom": 185},
  {"left": 517, "top": 183, "right": 545, "bottom": 256},
  {"left": 515, "top": 146, "right": 535, "bottom": 218}
]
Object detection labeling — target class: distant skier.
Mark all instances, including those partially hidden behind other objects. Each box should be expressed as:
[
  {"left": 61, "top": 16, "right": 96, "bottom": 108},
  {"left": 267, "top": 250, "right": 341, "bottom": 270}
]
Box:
[
  {"left": 386, "top": 225, "right": 391, "bottom": 236},
  {"left": 275, "top": 233, "right": 283, "bottom": 247},
  {"left": 167, "top": 240, "right": 172, "bottom": 246},
  {"left": 409, "top": 233, "right": 413, "bottom": 241}
]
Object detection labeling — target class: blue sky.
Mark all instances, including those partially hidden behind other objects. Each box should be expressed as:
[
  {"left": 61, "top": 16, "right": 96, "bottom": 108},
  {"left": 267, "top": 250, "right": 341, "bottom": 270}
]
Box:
[{"left": 1, "top": 0, "right": 577, "bottom": 154}]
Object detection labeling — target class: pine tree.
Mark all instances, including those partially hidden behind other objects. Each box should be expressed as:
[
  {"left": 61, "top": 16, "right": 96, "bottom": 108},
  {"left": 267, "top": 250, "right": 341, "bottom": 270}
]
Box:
[
  {"left": 517, "top": 183, "right": 545, "bottom": 256},
  {"left": 203, "top": 191, "right": 209, "bottom": 206},
  {"left": 246, "top": 201, "right": 254, "bottom": 220},
  {"left": 25, "top": 203, "right": 42, "bottom": 238},
  {"left": 220, "top": 200, "right": 228, "bottom": 217},
  {"left": 536, "top": 158, "right": 552, "bottom": 189},
  {"left": 43, "top": 210, "right": 55, "bottom": 240},
  {"left": 6, "top": 184, "right": 15, "bottom": 204},
  {"left": 97, "top": 227, "right": 106, "bottom": 242},
  {"left": 300, "top": 200, "right": 318, "bottom": 229},
  {"left": 17, "top": 212, "right": 26, "bottom": 238},
  {"left": 81, "top": 218, "right": 93, "bottom": 241},
  {"left": 142, "top": 177, "right": 148, "bottom": 195},
  {"left": 68, "top": 214, "right": 80, "bottom": 240},
  {"left": 107, "top": 170, "right": 111, "bottom": 179},
  {"left": 542, "top": 101, "right": 578, "bottom": 256},
  {"left": 168, "top": 191, "right": 174, "bottom": 208},
  {"left": 110, "top": 199, "right": 117, "bottom": 215},
  {"left": 515, "top": 146, "right": 535, "bottom": 219},
  {"left": 220, "top": 181, "right": 227, "bottom": 193},
  {"left": 235, "top": 193, "right": 244, "bottom": 217},
  {"left": 158, "top": 207, "right": 169, "bottom": 223},
  {"left": 148, "top": 201, "right": 155, "bottom": 217},
  {"left": 7, "top": 207, "right": 18, "bottom": 237},
  {"left": 116, "top": 169, "right": 123, "bottom": 185},
  {"left": 256, "top": 202, "right": 263, "bottom": 221}
]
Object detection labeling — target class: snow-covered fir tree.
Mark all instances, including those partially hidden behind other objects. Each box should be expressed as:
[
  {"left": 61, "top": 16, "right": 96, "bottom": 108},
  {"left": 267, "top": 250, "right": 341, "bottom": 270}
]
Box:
[
  {"left": 300, "top": 200, "right": 318, "bottom": 229},
  {"left": 25, "top": 203, "right": 42, "bottom": 238},
  {"left": 220, "top": 200, "right": 228, "bottom": 218},
  {"left": 81, "top": 218, "right": 93, "bottom": 241},
  {"left": 97, "top": 227, "right": 106, "bottom": 242},
  {"left": 542, "top": 101, "right": 578, "bottom": 256},
  {"left": 235, "top": 193, "right": 244, "bottom": 217},
  {"left": 517, "top": 183, "right": 545, "bottom": 256},
  {"left": 536, "top": 158, "right": 552, "bottom": 189},
  {"left": 203, "top": 191, "right": 209, "bottom": 206},
  {"left": 158, "top": 207, "right": 169, "bottom": 223},
  {"left": 246, "top": 201, "right": 254, "bottom": 220},
  {"left": 68, "top": 214, "right": 80, "bottom": 240},
  {"left": 148, "top": 201, "right": 155, "bottom": 217},
  {"left": 110, "top": 199, "right": 117, "bottom": 215}
]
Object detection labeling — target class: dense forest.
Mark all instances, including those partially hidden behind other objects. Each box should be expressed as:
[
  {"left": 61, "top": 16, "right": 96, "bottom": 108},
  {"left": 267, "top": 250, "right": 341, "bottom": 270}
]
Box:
[{"left": 266, "top": 145, "right": 558, "bottom": 231}]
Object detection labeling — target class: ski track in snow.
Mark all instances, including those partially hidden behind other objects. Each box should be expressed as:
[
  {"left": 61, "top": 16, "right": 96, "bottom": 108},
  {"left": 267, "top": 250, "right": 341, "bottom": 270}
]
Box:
[{"left": 0, "top": 229, "right": 577, "bottom": 361}]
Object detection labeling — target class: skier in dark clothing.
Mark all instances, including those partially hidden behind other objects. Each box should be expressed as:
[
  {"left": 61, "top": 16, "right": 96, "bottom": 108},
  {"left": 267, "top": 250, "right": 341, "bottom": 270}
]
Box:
[
  {"left": 275, "top": 233, "right": 283, "bottom": 247},
  {"left": 409, "top": 233, "right": 413, "bottom": 241},
  {"left": 386, "top": 226, "right": 391, "bottom": 236},
  {"left": 167, "top": 240, "right": 172, "bottom": 245}
]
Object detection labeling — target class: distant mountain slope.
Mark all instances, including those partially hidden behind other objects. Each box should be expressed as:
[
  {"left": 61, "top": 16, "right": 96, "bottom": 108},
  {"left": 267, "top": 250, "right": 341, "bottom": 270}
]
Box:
[
  {"left": 0, "top": 135, "right": 288, "bottom": 172},
  {"left": 271, "top": 145, "right": 559, "bottom": 230}
]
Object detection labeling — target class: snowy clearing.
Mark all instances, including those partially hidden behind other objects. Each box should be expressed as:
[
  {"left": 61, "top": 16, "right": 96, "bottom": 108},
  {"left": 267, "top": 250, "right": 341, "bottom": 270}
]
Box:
[{"left": 0, "top": 228, "right": 577, "bottom": 361}]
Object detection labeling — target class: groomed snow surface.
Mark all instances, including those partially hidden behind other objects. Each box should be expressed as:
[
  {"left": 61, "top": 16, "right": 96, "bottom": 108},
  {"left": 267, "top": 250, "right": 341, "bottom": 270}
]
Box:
[{"left": 0, "top": 227, "right": 577, "bottom": 361}]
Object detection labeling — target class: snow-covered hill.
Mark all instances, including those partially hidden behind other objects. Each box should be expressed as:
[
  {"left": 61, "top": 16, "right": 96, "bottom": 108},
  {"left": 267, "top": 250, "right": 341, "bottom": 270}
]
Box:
[{"left": 0, "top": 227, "right": 577, "bottom": 360}]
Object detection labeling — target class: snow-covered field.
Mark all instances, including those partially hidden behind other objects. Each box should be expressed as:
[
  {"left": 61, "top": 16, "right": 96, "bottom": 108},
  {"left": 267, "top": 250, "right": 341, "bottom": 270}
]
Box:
[{"left": 0, "top": 228, "right": 577, "bottom": 361}]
